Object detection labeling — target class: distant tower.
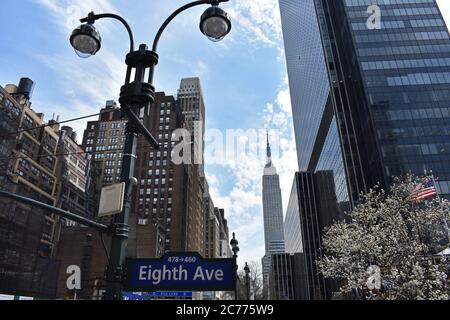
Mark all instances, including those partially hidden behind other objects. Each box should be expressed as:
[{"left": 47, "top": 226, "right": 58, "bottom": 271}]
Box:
[
  {"left": 177, "top": 78, "right": 205, "bottom": 168},
  {"left": 261, "top": 132, "right": 285, "bottom": 298}
]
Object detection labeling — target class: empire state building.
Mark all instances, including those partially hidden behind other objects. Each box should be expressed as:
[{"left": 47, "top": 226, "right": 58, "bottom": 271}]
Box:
[{"left": 261, "top": 134, "right": 285, "bottom": 297}]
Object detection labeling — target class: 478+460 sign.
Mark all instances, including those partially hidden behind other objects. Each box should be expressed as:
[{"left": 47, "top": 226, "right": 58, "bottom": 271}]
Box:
[{"left": 124, "top": 252, "right": 236, "bottom": 292}]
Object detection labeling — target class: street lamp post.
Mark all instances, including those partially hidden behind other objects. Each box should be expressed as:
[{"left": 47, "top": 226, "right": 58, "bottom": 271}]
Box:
[
  {"left": 69, "top": 0, "right": 231, "bottom": 300},
  {"left": 244, "top": 262, "right": 250, "bottom": 300},
  {"left": 230, "top": 232, "right": 239, "bottom": 300}
]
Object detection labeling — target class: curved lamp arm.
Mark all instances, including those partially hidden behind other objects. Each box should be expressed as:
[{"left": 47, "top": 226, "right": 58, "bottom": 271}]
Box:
[
  {"left": 80, "top": 12, "right": 135, "bottom": 53},
  {"left": 153, "top": 0, "right": 209, "bottom": 52},
  {"left": 152, "top": 0, "right": 229, "bottom": 52},
  {"left": 148, "top": 0, "right": 229, "bottom": 83}
]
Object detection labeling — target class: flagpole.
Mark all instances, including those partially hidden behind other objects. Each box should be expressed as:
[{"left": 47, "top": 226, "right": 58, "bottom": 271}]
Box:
[
  {"left": 411, "top": 199, "right": 428, "bottom": 259},
  {"left": 430, "top": 170, "right": 450, "bottom": 244}
]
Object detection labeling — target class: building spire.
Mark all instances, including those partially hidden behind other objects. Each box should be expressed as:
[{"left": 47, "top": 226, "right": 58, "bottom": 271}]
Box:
[
  {"left": 266, "top": 130, "right": 272, "bottom": 166},
  {"left": 264, "top": 131, "right": 277, "bottom": 175}
]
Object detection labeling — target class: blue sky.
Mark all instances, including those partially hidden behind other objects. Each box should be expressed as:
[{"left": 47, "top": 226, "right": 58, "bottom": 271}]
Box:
[{"left": 1, "top": 0, "right": 449, "bottom": 267}]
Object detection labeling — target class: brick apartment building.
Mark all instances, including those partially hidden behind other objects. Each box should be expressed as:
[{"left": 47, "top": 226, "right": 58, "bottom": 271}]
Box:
[
  {"left": 0, "top": 77, "right": 231, "bottom": 299},
  {"left": 0, "top": 79, "right": 61, "bottom": 298}
]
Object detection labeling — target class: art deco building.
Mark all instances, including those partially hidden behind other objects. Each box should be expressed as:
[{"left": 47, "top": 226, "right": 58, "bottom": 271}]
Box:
[
  {"left": 54, "top": 79, "right": 214, "bottom": 299},
  {"left": 262, "top": 135, "right": 285, "bottom": 298},
  {"left": 203, "top": 179, "right": 218, "bottom": 258},
  {"left": 177, "top": 77, "right": 205, "bottom": 167},
  {"left": 128, "top": 92, "right": 183, "bottom": 257},
  {"left": 129, "top": 89, "right": 208, "bottom": 258},
  {"left": 205, "top": 206, "right": 231, "bottom": 259},
  {"left": 176, "top": 78, "right": 207, "bottom": 254},
  {"left": 81, "top": 100, "right": 126, "bottom": 190}
]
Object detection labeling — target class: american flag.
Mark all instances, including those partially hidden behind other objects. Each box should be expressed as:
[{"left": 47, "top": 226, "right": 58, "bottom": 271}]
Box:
[{"left": 409, "top": 180, "right": 438, "bottom": 201}]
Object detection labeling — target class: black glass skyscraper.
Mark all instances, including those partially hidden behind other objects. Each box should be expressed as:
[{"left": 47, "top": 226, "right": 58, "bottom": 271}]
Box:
[
  {"left": 280, "top": 0, "right": 450, "bottom": 299},
  {"left": 280, "top": 0, "right": 450, "bottom": 204}
]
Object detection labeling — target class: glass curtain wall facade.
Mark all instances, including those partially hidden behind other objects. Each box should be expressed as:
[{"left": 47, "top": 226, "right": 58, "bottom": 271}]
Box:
[
  {"left": 279, "top": 0, "right": 332, "bottom": 172},
  {"left": 316, "top": 0, "right": 450, "bottom": 199},
  {"left": 279, "top": 0, "right": 352, "bottom": 205},
  {"left": 284, "top": 171, "right": 343, "bottom": 300},
  {"left": 281, "top": 0, "right": 450, "bottom": 202},
  {"left": 280, "top": 0, "right": 450, "bottom": 299}
]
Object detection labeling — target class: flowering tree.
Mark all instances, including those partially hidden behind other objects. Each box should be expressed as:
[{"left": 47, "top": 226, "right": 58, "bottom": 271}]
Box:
[{"left": 317, "top": 174, "right": 449, "bottom": 300}]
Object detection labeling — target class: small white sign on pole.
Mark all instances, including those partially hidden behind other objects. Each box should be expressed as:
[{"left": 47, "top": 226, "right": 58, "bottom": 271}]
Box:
[{"left": 98, "top": 183, "right": 126, "bottom": 217}]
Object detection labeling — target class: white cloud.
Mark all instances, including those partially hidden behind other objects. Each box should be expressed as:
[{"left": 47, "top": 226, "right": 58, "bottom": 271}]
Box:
[
  {"left": 32, "top": 0, "right": 296, "bottom": 263},
  {"left": 207, "top": 69, "right": 297, "bottom": 263},
  {"left": 201, "top": 0, "right": 299, "bottom": 263},
  {"left": 229, "top": 0, "right": 282, "bottom": 48},
  {"left": 27, "top": 0, "right": 450, "bottom": 266},
  {"left": 33, "top": 0, "right": 117, "bottom": 32},
  {"left": 216, "top": 0, "right": 450, "bottom": 265},
  {"left": 30, "top": 0, "right": 127, "bottom": 142}
]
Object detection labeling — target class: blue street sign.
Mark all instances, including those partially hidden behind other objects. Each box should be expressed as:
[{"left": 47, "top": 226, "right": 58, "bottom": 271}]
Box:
[
  {"left": 123, "top": 292, "right": 152, "bottom": 301},
  {"left": 151, "top": 291, "right": 193, "bottom": 298},
  {"left": 124, "top": 252, "right": 236, "bottom": 292},
  {"left": 123, "top": 291, "right": 193, "bottom": 300}
]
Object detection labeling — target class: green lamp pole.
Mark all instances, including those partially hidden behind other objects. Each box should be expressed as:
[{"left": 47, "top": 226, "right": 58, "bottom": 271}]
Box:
[
  {"left": 69, "top": 0, "right": 232, "bottom": 300},
  {"left": 230, "top": 232, "right": 240, "bottom": 300},
  {"left": 244, "top": 262, "right": 250, "bottom": 300}
]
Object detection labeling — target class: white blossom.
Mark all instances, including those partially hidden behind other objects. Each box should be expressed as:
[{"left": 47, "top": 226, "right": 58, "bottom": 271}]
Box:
[{"left": 317, "top": 174, "right": 449, "bottom": 300}]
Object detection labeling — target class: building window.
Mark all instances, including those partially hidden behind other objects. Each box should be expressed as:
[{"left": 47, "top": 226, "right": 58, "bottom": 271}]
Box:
[
  {"left": 4, "top": 99, "right": 20, "bottom": 117},
  {"left": 138, "top": 218, "right": 148, "bottom": 226}
]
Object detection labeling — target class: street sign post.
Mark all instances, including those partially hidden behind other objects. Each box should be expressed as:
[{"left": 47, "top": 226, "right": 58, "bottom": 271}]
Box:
[
  {"left": 124, "top": 252, "right": 236, "bottom": 292},
  {"left": 123, "top": 292, "right": 152, "bottom": 300},
  {"left": 123, "top": 291, "right": 193, "bottom": 300}
]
